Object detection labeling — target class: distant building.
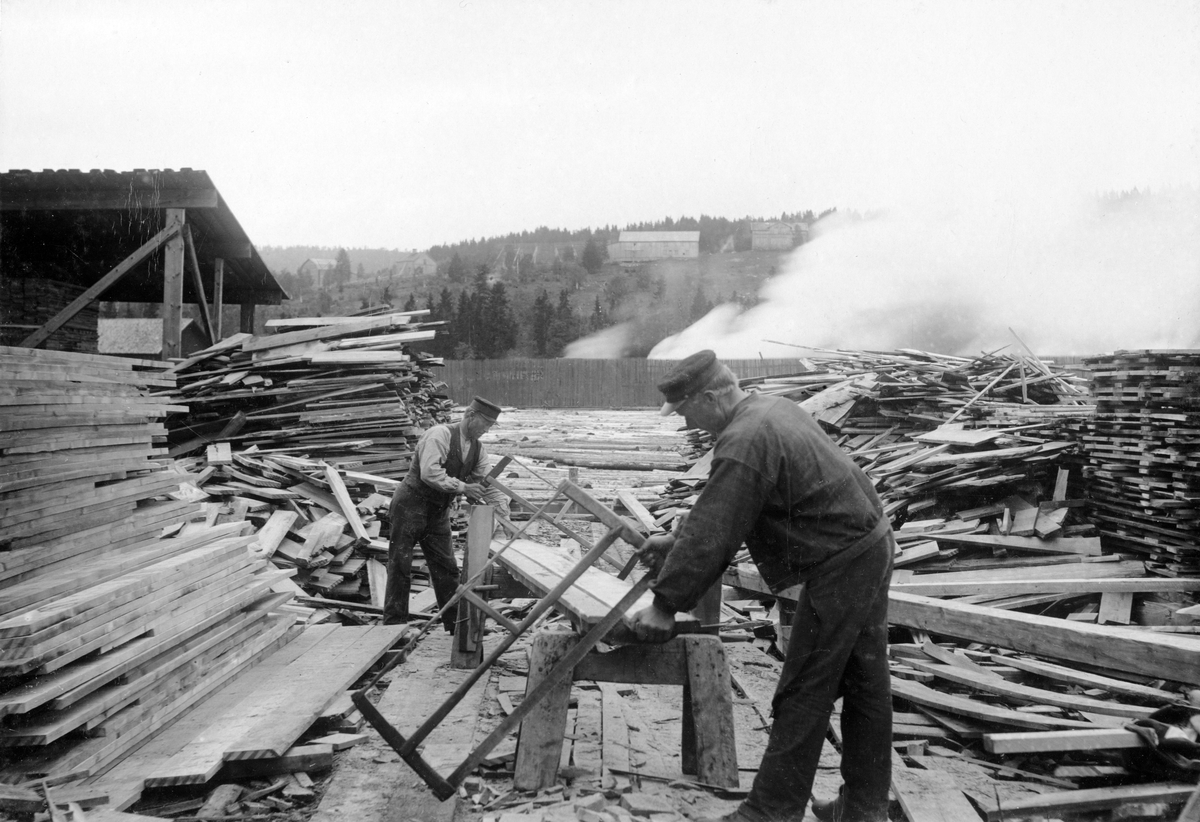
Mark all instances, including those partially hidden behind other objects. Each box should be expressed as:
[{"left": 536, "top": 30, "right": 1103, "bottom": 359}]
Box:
[
  {"left": 607, "top": 231, "right": 700, "bottom": 264},
  {"left": 751, "top": 221, "right": 809, "bottom": 251},
  {"left": 98, "top": 318, "right": 206, "bottom": 359},
  {"left": 298, "top": 258, "right": 338, "bottom": 288},
  {"left": 393, "top": 252, "right": 437, "bottom": 278}
]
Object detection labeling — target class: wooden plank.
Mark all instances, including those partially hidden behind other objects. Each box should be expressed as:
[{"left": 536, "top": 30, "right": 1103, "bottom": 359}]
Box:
[
  {"left": 889, "top": 677, "right": 1097, "bottom": 730},
  {"left": 494, "top": 538, "right": 695, "bottom": 632},
  {"left": 899, "top": 659, "right": 1155, "bottom": 719},
  {"left": 324, "top": 463, "right": 370, "bottom": 541},
  {"left": 140, "top": 624, "right": 342, "bottom": 786},
  {"left": 889, "top": 591, "right": 1200, "bottom": 686},
  {"left": 84, "top": 617, "right": 310, "bottom": 807},
  {"left": 893, "top": 577, "right": 1200, "bottom": 597},
  {"left": 983, "top": 728, "right": 1146, "bottom": 754},
  {"left": 599, "top": 682, "right": 630, "bottom": 788},
  {"left": 977, "top": 782, "right": 1195, "bottom": 821},
  {"left": 930, "top": 532, "right": 1102, "bottom": 555},
  {"left": 1098, "top": 590, "right": 1134, "bottom": 625},
  {"left": 241, "top": 314, "right": 415, "bottom": 353},
  {"left": 995, "top": 655, "right": 1178, "bottom": 703},
  {"left": 250, "top": 510, "right": 298, "bottom": 558},
  {"left": 222, "top": 625, "right": 407, "bottom": 760},
  {"left": 219, "top": 743, "right": 335, "bottom": 780},
  {"left": 615, "top": 489, "right": 658, "bottom": 533},
  {"left": 891, "top": 753, "right": 978, "bottom": 822}
]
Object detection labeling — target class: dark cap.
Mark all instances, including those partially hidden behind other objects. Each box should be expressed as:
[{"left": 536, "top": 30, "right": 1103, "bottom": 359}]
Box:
[
  {"left": 468, "top": 396, "right": 502, "bottom": 423},
  {"left": 656, "top": 350, "right": 721, "bottom": 416}
]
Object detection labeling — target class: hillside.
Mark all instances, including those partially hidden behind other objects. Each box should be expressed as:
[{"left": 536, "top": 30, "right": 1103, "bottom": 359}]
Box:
[{"left": 257, "top": 248, "right": 795, "bottom": 358}]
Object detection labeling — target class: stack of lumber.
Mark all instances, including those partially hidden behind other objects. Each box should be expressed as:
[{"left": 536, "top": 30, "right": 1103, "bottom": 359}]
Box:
[
  {"left": 1072, "top": 350, "right": 1200, "bottom": 576},
  {"left": 0, "top": 347, "right": 299, "bottom": 792},
  {"left": 0, "top": 279, "right": 98, "bottom": 353},
  {"left": 162, "top": 310, "right": 450, "bottom": 477},
  {"left": 648, "top": 348, "right": 1093, "bottom": 537}
]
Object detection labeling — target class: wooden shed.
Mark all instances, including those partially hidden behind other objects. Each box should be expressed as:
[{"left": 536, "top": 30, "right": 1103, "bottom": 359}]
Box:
[{"left": 0, "top": 168, "right": 287, "bottom": 358}]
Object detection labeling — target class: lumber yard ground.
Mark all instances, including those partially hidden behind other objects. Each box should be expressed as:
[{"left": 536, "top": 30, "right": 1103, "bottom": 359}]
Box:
[{"left": 4, "top": 341, "right": 1200, "bottom": 822}]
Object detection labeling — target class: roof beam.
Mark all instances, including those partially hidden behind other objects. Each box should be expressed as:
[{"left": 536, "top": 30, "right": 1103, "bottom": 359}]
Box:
[{"left": 0, "top": 188, "right": 218, "bottom": 211}]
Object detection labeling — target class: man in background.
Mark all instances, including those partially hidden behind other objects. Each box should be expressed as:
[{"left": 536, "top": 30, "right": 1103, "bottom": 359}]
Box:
[
  {"left": 625, "top": 351, "right": 894, "bottom": 822},
  {"left": 384, "top": 396, "right": 509, "bottom": 633}
]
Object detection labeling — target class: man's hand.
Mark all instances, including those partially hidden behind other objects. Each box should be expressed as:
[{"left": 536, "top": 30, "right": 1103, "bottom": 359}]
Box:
[
  {"left": 462, "top": 482, "right": 486, "bottom": 501},
  {"left": 623, "top": 602, "right": 676, "bottom": 643},
  {"left": 634, "top": 533, "right": 675, "bottom": 576}
]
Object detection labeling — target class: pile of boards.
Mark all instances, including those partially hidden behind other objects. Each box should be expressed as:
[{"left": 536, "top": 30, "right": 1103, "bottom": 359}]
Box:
[
  {"left": 161, "top": 309, "right": 450, "bottom": 478},
  {"left": 0, "top": 346, "right": 295, "bottom": 789},
  {"left": 0, "top": 345, "right": 408, "bottom": 817},
  {"left": 1072, "top": 349, "right": 1200, "bottom": 576},
  {"left": 654, "top": 347, "right": 1095, "bottom": 540},
  {"left": 0, "top": 278, "right": 98, "bottom": 352}
]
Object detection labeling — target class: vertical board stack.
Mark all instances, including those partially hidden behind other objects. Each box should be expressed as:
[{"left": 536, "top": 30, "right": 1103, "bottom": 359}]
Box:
[
  {"left": 1076, "top": 349, "right": 1200, "bottom": 578},
  {"left": 0, "top": 279, "right": 99, "bottom": 352},
  {"left": 0, "top": 346, "right": 297, "bottom": 786}
]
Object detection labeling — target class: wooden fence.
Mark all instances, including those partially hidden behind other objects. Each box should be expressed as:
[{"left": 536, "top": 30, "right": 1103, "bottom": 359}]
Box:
[{"left": 438, "top": 358, "right": 812, "bottom": 408}]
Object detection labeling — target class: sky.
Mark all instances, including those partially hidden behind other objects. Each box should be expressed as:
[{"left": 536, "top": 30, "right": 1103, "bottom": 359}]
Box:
[
  {"left": 2, "top": 0, "right": 1197, "bottom": 250},
  {"left": 3, "top": 0, "right": 1199, "bottom": 355}
]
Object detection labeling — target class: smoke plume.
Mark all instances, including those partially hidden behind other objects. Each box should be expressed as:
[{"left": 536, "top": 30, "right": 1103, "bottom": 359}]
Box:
[{"left": 642, "top": 189, "right": 1200, "bottom": 360}]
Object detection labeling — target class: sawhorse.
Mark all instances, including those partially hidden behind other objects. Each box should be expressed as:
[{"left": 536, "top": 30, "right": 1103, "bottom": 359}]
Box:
[{"left": 515, "top": 629, "right": 740, "bottom": 790}]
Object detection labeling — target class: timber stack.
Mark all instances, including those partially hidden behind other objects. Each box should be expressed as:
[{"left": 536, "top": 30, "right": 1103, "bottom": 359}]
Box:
[
  {"left": 1073, "top": 350, "right": 1200, "bottom": 576},
  {"left": 161, "top": 309, "right": 450, "bottom": 478},
  {"left": 0, "top": 346, "right": 298, "bottom": 788}
]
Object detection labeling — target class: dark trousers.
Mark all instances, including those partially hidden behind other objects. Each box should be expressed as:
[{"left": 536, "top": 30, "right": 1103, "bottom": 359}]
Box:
[
  {"left": 384, "top": 485, "right": 461, "bottom": 632},
  {"left": 741, "top": 536, "right": 894, "bottom": 822}
]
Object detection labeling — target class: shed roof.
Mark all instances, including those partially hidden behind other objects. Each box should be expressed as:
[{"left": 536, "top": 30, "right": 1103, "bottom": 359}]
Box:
[
  {"left": 0, "top": 168, "right": 286, "bottom": 305},
  {"left": 616, "top": 231, "right": 700, "bottom": 243}
]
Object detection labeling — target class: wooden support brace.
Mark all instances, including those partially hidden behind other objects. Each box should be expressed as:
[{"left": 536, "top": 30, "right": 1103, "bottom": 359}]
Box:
[
  {"left": 20, "top": 220, "right": 181, "bottom": 349},
  {"left": 184, "top": 224, "right": 217, "bottom": 345}
]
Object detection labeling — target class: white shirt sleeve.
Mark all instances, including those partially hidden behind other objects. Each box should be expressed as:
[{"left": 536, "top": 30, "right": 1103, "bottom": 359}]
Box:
[{"left": 416, "top": 425, "right": 466, "bottom": 494}]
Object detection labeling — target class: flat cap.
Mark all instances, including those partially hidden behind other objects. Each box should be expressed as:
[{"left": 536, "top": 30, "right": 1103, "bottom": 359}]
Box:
[
  {"left": 656, "top": 349, "right": 721, "bottom": 416},
  {"left": 468, "top": 396, "right": 502, "bottom": 423}
]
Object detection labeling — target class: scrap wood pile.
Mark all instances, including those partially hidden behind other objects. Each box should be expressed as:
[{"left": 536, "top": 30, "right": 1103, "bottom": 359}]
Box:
[
  {"left": 1072, "top": 349, "right": 1200, "bottom": 576},
  {"left": 650, "top": 347, "right": 1095, "bottom": 544},
  {"left": 0, "top": 346, "right": 297, "bottom": 793},
  {"left": 160, "top": 309, "right": 451, "bottom": 478},
  {"left": 641, "top": 346, "right": 1200, "bottom": 819}
]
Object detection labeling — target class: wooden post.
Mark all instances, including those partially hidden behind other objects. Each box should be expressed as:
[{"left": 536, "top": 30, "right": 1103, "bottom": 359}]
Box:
[
  {"left": 452, "top": 505, "right": 493, "bottom": 668},
  {"left": 514, "top": 630, "right": 577, "bottom": 791},
  {"left": 161, "top": 209, "right": 186, "bottom": 360},
  {"left": 240, "top": 302, "right": 256, "bottom": 334},
  {"left": 212, "top": 258, "right": 225, "bottom": 341},
  {"left": 683, "top": 635, "right": 739, "bottom": 787}
]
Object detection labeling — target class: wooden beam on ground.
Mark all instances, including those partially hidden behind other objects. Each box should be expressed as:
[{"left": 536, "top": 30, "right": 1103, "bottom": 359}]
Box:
[
  {"left": 20, "top": 221, "right": 181, "bottom": 349},
  {"left": 983, "top": 728, "right": 1146, "bottom": 754},
  {"left": 889, "top": 591, "right": 1200, "bottom": 686},
  {"left": 892, "top": 577, "right": 1200, "bottom": 597},
  {"left": 930, "top": 533, "right": 1102, "bottom": 555},
  {"left": 976, "top": 782, "right": 1195, "bottom": 821}
]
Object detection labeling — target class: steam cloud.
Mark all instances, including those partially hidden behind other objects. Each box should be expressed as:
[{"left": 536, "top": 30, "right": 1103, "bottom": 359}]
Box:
[{"left": 568, "top": 188, "right": 1200, "bottom": 361}]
